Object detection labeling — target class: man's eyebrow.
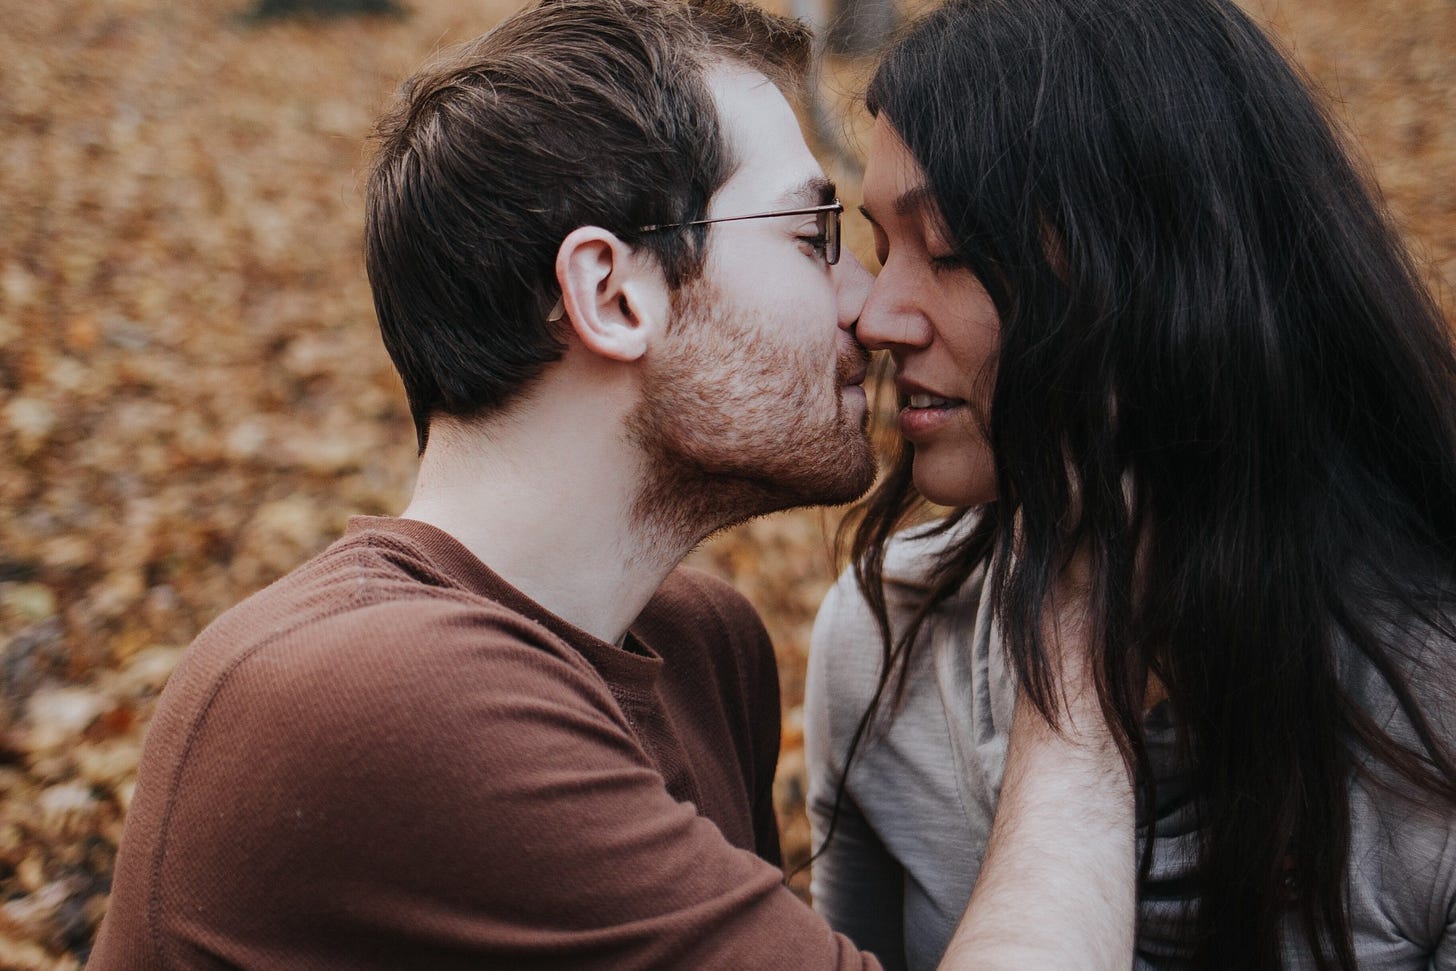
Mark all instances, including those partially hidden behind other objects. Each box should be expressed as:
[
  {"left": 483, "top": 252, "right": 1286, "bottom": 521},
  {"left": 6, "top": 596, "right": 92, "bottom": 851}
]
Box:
[{"left": 776, "top": 176, "right": 836, "bottom": 208}]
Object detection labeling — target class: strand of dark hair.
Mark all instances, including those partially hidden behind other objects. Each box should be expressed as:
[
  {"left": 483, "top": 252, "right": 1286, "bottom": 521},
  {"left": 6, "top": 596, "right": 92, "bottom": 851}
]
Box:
[{"left": 818, "top": 0, "right": 1456, "bottom": 967}]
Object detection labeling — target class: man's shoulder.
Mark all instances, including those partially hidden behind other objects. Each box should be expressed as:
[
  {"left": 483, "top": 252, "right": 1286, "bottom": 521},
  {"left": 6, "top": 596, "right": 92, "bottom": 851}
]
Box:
[
  {"left": 140, "top": 539, "right": 631, "bottom": 834},
  {"left": 654, "top": 564, "right": 758, "bottom": 608},
  {"left": 643, "top": 566, "right": 769, "bottom": 643},
  {"left": 636, "top": 566, "right": 778, "bottom": 712},
  {"left": 166, "top": 531, "right": 601, "bottom": 730},
  {"left": 199, "top": 528, "right": 535, "bottom": 639}
]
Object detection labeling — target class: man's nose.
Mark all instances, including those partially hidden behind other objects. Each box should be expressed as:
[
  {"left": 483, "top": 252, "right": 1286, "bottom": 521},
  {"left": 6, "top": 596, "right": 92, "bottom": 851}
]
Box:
[{"left": 833, "top": 249, "right": 873, "bottom": 333}]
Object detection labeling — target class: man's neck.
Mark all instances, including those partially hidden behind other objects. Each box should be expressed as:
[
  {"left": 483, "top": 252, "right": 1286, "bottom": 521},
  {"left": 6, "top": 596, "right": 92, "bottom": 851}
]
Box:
[{"left": 400, "top": 406, "right": 702, "bottom": 647}]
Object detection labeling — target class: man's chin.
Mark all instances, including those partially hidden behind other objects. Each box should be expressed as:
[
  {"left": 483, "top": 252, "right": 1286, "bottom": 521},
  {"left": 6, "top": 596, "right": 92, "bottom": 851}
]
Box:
[
  {"left": 828, "top": 446, "right": 879, "bottom": 506},
  {"left": 771, "top": 438, "right": 878, "bottom": 510}
]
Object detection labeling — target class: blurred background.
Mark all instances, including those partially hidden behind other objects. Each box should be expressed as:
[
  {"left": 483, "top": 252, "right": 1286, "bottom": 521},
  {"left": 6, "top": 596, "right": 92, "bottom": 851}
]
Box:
[{"left": 0, "top": 0, "right": 1451, "bottom": 965}]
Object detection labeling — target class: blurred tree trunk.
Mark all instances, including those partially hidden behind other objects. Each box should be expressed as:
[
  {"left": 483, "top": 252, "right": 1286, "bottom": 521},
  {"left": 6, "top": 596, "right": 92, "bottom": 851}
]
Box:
[{"left": 825, "top": 0, "right": 896, "bottom": 56}]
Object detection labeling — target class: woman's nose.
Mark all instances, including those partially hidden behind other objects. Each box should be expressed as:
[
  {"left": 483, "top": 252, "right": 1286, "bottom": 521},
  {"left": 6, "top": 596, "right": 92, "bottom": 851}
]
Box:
[{"left": 855, "top": 263, "right": 933, "bottom": 351}]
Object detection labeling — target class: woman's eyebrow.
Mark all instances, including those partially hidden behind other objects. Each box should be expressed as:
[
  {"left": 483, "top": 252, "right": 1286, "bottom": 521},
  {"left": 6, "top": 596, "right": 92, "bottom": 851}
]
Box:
[
  {"left": 893, "top": 184, "right": 936, "bottom": 218},
  {"left": 859, "top": 185, "right": 936, "bottom": 225}
]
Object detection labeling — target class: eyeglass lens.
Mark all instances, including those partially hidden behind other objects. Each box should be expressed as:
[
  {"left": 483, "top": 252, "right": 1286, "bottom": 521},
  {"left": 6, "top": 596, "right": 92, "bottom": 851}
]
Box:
[{"left": 821, "top": 206, "right": 841, "bottom": 266}]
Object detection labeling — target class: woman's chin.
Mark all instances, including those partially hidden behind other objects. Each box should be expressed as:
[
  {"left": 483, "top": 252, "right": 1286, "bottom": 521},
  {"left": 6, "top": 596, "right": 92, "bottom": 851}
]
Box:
[{"left": 911, "top": 462, "right": 996, "bottom": 509}]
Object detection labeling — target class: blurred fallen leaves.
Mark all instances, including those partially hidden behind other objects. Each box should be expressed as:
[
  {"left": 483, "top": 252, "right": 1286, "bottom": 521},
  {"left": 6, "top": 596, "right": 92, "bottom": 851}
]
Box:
[{"left": 0, "top": 0, "right": 1451, "bottom": 964}]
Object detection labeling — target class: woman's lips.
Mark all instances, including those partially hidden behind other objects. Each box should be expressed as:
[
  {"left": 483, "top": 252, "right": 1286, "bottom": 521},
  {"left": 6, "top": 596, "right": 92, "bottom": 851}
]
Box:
[{"left": 899, "top": 394, "right": 967, "bottom": 439}]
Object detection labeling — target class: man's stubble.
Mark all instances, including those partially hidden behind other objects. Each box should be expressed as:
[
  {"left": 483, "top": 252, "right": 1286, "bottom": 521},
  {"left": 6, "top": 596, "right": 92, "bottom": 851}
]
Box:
[{"left": 626, "top": 276, "right": 876, "bottom": 555}]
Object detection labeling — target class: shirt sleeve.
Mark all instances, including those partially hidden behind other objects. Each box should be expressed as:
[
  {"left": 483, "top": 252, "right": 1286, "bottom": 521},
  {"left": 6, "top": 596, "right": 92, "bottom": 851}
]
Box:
[
  {"left": 1421, "top": 808, "right": 1456, "bottom": 969},
  {"left": 805, "top": 572, "right": 908, "bottom": 971},
  {"left": 1412, "top": 647, "right": 1456, "bottom": 970},
  {"left": 807, "top": 787, "right": 908, "bottom": 971},
  {"left": 1437, "top": 924, "right": 1455, "bottom": 969},
  {"left": 145, "top": 600, "right": 879, "bottom": 971},
  {"left": 1353, "top": 638, "right": 1456, "bottom": 969},
  {"left": 748, "top": 609, "right": 787, "bottom": 867}
]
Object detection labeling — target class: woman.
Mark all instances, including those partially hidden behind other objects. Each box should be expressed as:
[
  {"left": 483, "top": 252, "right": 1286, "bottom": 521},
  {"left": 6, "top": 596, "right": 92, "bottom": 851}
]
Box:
[{"left": 804, "top": 0, "right": 1456, "bottom": 967}]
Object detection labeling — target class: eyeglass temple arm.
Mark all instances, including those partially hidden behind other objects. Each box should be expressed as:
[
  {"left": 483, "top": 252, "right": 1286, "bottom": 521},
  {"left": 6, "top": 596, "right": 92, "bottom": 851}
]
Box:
[{"left": 639, "top": 201, "right": 842, "bottom": 233}]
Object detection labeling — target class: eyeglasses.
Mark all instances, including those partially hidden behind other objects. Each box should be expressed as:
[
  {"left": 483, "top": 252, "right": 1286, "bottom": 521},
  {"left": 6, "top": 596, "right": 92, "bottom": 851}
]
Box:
[
  {"left": 545, "top": 199, "right": 844, "bottom": 321},
  {"left": 638, "top": 200, "right": 843, "bottom": 266}
]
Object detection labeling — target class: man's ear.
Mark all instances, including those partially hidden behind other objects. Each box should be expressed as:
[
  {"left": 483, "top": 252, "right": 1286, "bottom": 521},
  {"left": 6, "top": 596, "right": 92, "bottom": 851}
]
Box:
[{"left": 555, "top": 227, "right": 670, "bottom": 363}]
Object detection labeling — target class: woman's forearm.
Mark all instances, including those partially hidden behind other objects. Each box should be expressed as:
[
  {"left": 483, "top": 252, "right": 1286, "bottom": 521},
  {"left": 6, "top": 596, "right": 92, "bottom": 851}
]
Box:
[
  {"left": 939, "top": 689, "right": 1135, "bottom": 969},
  {"left": 939, "top": 564, "right": 1136, "bottom": 970}
]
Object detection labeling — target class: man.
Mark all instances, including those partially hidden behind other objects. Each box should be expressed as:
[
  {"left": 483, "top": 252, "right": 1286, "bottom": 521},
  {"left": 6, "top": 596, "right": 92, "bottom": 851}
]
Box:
[{"left": 90, "top": 0, "right": 1133, "bottom": 966}]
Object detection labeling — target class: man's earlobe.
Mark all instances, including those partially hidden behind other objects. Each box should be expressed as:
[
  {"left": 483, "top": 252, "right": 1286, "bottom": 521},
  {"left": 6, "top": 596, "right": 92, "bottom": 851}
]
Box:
[{"left": 555, "top": 227, "right": 669, "bottom": 363}]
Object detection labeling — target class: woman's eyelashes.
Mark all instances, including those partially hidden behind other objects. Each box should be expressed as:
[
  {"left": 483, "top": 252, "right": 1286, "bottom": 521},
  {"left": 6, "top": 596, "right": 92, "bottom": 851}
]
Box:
[
  {"left": 924, "top": 223, "right": 964, "bottom": 271},
  {"left": 865, "top": 218, "right": 961, "bottom": 274}
]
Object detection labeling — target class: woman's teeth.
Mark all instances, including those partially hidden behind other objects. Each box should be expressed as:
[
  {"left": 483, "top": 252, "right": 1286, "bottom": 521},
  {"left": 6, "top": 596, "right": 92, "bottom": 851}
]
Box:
[{"left": 908, "top": 394, "right": 956, "bottom": 409}]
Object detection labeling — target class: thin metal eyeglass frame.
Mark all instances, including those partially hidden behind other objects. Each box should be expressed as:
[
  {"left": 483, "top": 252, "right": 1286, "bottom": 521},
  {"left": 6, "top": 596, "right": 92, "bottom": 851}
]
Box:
[{"left": 637, "top": 200, "right": 842, "bottom": 266}]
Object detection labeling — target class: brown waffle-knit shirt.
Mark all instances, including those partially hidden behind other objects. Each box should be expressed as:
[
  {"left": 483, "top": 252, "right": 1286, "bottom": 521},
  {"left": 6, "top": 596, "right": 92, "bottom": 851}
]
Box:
[{"left": 90, "top": 516, "right": 874, "bottom": 969}]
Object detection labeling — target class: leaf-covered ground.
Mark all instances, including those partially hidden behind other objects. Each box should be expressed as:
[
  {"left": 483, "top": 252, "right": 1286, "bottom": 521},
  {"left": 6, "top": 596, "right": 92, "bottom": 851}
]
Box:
[{"left": 1, "top": 0, "right": 1451, "bottom": 965}]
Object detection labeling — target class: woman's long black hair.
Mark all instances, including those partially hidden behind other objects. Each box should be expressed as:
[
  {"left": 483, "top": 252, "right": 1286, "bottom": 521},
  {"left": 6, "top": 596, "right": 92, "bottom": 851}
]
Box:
[{"left": 845, "top": 0, "right": 1456, "bottom": 966}]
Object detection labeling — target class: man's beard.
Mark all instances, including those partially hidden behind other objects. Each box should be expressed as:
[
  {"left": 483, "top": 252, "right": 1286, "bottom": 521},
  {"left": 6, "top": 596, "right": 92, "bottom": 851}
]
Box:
[{"left": 625, "top": 278, "right": 877, "bottom": 554}]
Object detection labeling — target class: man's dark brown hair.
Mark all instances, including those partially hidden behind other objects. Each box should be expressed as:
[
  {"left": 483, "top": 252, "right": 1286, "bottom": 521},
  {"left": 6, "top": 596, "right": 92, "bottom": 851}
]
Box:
[{"left": 365, "top": 0, "right": 812, "bottom": 450}]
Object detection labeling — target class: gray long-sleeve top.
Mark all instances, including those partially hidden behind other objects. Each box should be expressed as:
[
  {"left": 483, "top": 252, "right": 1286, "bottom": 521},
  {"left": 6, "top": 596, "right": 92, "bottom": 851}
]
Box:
[{"left": 805, "top": 523, "right": 1456, "bottom": 969}]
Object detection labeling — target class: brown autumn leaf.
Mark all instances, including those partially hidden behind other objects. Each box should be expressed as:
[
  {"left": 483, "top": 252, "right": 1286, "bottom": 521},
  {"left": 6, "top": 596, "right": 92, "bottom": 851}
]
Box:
[{"left": 0, "top": 0, "right": 1451, "bottom": 964}]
